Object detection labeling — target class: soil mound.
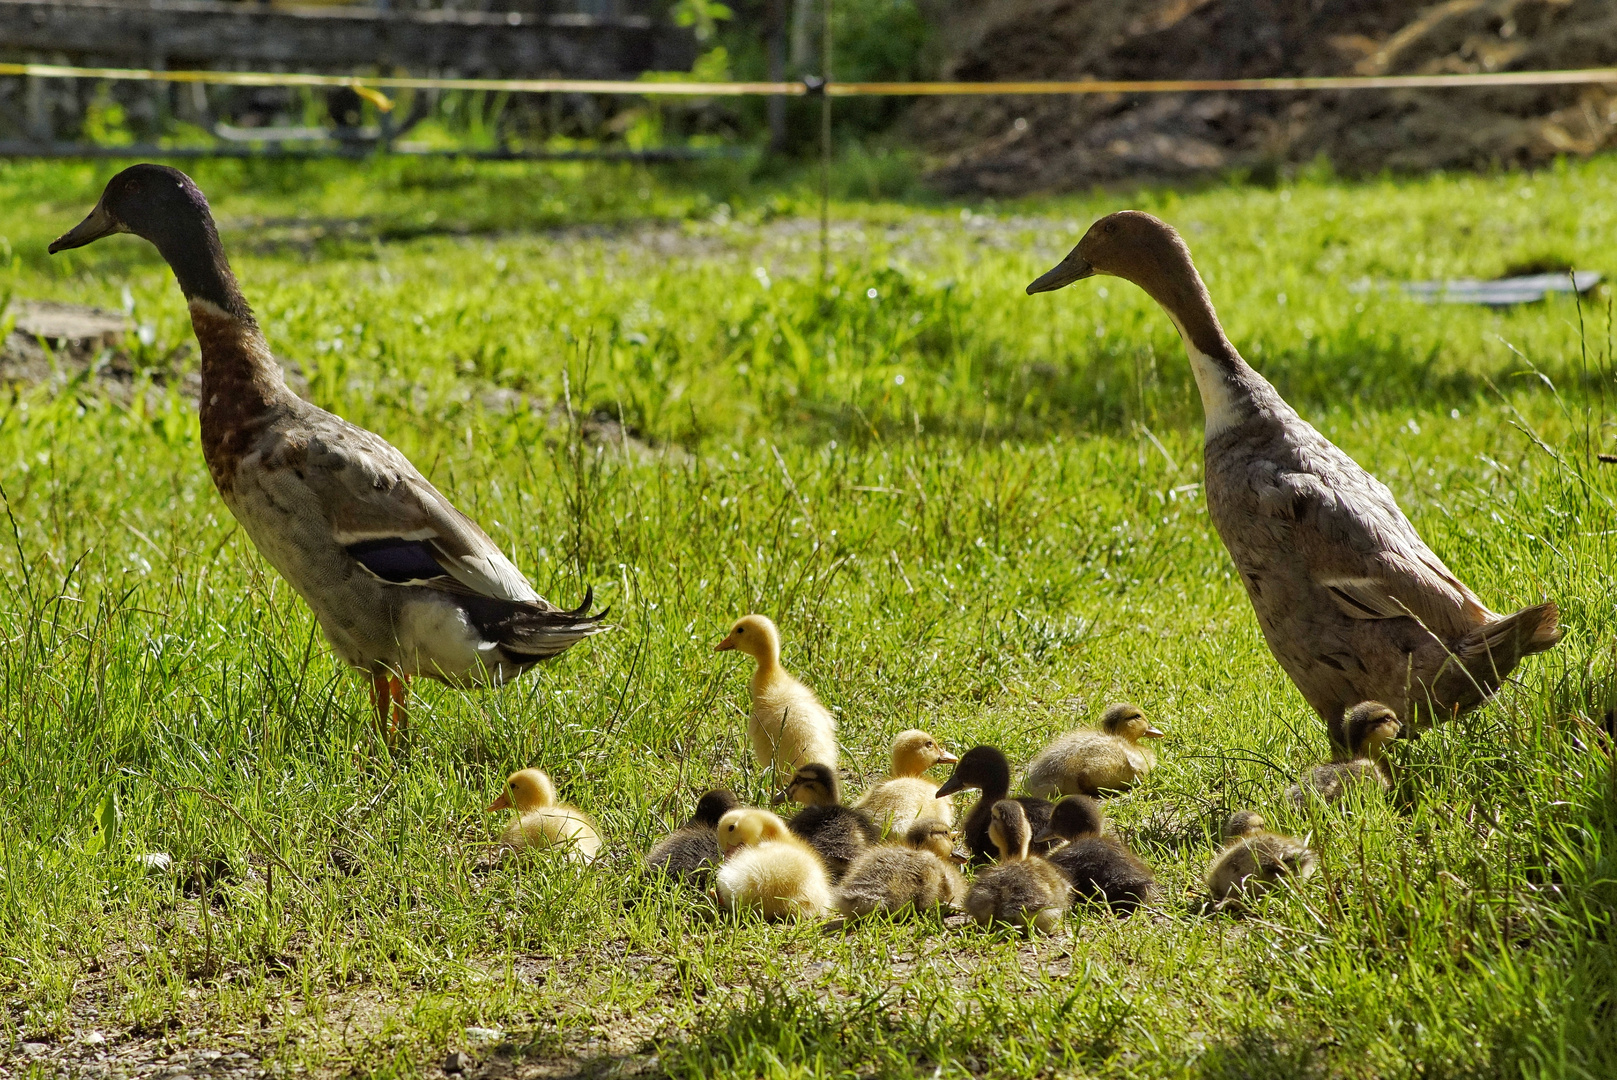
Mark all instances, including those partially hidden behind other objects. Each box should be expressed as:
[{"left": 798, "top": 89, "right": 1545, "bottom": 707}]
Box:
[{"left": 912, "top": 0, "right": 1617, "bottom": 194}]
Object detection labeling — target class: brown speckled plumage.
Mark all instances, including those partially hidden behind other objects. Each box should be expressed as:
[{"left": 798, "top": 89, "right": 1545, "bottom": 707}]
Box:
[{"left": 1030, "top": 212, "right": 1562, "bottom": 750}]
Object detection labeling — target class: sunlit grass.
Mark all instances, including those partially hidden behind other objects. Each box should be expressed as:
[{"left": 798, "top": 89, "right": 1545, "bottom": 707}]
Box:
[{"left": 1, "top": 153, "right": 1614, "bottom": 1078}]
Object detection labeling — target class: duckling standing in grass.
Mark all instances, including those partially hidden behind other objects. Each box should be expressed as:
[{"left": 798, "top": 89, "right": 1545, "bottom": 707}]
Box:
[
  {"left": 487, "top": 769, "right": 601, "bottom": 863},
  {"left": 1032, "top": 796, "right": 1159, "bottom": 914},
  {"left": 935, "top": 745, "right": 1056, "bottom": 866},
  {"left": 1206, "top": 810, "right": 1318, "bottom": 903},
  {"left": 777, "top": 763, "right": 880, "bottom": 882},
  {"left": 715, "top": 614, "right": 838, "bottom": 776},
  {"left": 964, "top": 801, "right": 1072, "bottom": 935},
  {"left": 834, "top": 818, "right": 968, "bottom": 917},
  {"left": 1023, "top": 703, "right": 1165, "bottom": 799},
  {"left": 646, "top": 789, "right": 741, "bottom": 883},
  {"left": 714, "top": 807, "right": 834, "bottom": 920},
  {"left": 854, "top": 729, "right": 959, "bottom": 836},
  {"left": 1288, "top": 702, "right": 1401, "bottom": 807}
]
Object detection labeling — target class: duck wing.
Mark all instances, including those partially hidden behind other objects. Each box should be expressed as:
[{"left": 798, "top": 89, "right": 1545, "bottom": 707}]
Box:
[
  {"left": 1245, "top": 440, "right": 1493, "bottom": 640},
  {"left": 289, "top": 409, "right": 545, "bottom": 604}
]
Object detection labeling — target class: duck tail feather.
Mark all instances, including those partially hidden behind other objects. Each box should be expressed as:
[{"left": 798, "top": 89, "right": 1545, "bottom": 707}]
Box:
[
  {"left": 1461, "top": 601, "right": 1563, "bottom": 664},
  {"left": 460, "top": 591, "right": 612, "bottom": 660}
]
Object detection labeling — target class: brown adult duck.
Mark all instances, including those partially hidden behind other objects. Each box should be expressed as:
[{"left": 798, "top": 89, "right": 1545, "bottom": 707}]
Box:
[
  {"left": 1029, "top": 212, "right": 1561, "bottom": 750},
  {"left": 51, "top": 166, "right": 606, "bottom": 745}
]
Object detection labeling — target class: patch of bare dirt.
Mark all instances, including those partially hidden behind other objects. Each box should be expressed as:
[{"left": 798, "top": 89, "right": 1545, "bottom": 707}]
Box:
[{"left": 914, "top": 0, "right": 1617, "bottom": 194}]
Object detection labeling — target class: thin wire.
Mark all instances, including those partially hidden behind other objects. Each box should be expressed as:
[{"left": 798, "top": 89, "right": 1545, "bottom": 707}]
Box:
[{"left": 4, "top": 61, "right": 1617, "bottom": 97}]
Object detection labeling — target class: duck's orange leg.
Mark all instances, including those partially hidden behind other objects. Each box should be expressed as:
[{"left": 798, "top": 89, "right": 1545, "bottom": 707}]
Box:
[
  {"left": 388, "top": 674, "right": 411, "bottom": 748},
  {"left": 369, "top": 670, "right": 392, "bottom": 744}
]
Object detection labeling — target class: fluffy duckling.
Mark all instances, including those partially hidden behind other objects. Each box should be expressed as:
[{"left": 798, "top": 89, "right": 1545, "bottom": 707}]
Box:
[
  {"left": 1032, "top": 796, "right": 1158, "bottom": 914},
  {"left": 1288, "top": 702, "right": 1401, "bottom": 807},
  {"left": 1023, "top": 703, "right": 1165, "bottom": 799},
  {"left": 486, "top": 769, "right": 601, "bottom": 863},
  {"left": 854, "top": 729, "right": 959, "bottom": 836},
  {"left": 778, "top": 762, "right": 880, "bottom": 882},
  {"left": 935, "top": 745, "right": 1056, "bottom": 866},
  {"left": 646, "top": 789, "right": 740, "bottom": 883},
  {"left": 714, "top": 807, "right": 834, "bottom": 920},
  {"left": 964, "top": 801, "right": 1072, "bottom": 935},
  {"left": 1206, "top": 810, "right": 1319, "bottom": 903},
  {"left": 834, "top": 818, "right": 968, "bottom": 918},
  {"left": 715, "top": 614, "right": 838, "bottom": 777}
]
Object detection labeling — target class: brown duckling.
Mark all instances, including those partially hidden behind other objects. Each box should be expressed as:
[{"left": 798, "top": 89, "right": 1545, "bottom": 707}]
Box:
[
  {"left": 1032, "top": 796, "right": 1159, "bottom": 914},
  {"left": 777, "top": 762, "right": 881, "bottom": 882},
  {"left": 964, "top": 801, "right": 1072, "bottom": 935},
  {"left": 714, "top": 807, "right": 834, "bottom": 920},
  {"left": 1023, "top": 703, "right": 1165, "bottom": 799},
  {"left": 935, "top": 745, "right": 1056, "bottom": 866},
  {"left": 1206, "top": 810, "right": 1319, "bottom": 903},
  {"left": 1288, "top": 702, "right": 1401, "bottom": 807},
  {"left": 645, "top": 789, "right": 741, "bottom": 883},
  {"left": 834, "top": 819, "right": 968, "bottom": 918}
]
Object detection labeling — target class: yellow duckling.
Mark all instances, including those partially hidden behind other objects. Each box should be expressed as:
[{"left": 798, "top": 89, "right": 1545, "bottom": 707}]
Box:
[
  {"left": 1206, "top": 810, "right": 1318, "bottom": 903},
  {"left": 854, "top": 729, "right": 959, "bottom": 836},
  {"left": 486, "top": 769, "right": 601, "bottom": 863},
  {"left": 1288, "top": 702, "right": 1401, "bottom": 807},
  {"left": 714, "top": 807, "right": 834, "bottom": 920},
  {"left": 964, "top": 800, "right": 1072, "bottom": 935},
  {"left": 715, "top": 614, "right": 838, "bottom": 777},
  {"left": 834, "top": 818, "right": 968, "bottom": 917},
  {"left": 1023, "top": 703, "right": 1165, "bottom": 799}
]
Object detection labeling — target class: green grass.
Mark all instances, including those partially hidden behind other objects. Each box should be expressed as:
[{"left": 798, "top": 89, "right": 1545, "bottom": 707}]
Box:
[{"left": 2, "top": 152, "right": 1615, "bottom": 1079}]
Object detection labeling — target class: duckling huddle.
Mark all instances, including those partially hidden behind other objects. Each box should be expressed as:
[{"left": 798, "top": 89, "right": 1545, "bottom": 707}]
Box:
[{"left": 489, "top": 620, "right": 1403, "bottom": 935}]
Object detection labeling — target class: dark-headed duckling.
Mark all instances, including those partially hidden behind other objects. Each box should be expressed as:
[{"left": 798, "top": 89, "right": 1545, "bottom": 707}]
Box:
[
  {"left": 964, "top": 801, "right": 1071, "bottom": 935},
  {"left": 935, "top": 745, "right": 1055, "bottom": 866},
  {"left": 646, "top": 789, "right": 740, "bottom": 884},
  {"left": 778, "top": 763, "right": 880, "bottom": 882},
  {"left": 1032, "top": 796, "right": 1158, "bottom": 914},
  {"left": 1206, "top": 810, "right": 1319, "bottom": 903},
  {"left": 1288, "top": 702, "right": 1401, "bottom": 807},
  {"left": 48, "top": 166, "right": 606, "bottom": 750},
  {"left": 834, "top": 819, "right": 968, "bottom": 918}
]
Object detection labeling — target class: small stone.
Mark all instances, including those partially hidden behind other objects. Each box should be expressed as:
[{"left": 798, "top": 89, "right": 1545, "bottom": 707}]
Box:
[
  {"left": 84, "top": 1032, "right": 107, "bottom": 1046},
  {"left": 200, "top": 1051, "right": 222, "bottom": 1062},
  {"left": 442, "top": 1051, "right": 473, "bottom": 1074},
  {"left": 22, "top": 1043, "right": 50, "bottom": 1057},
  {"left": 461, "top": 1027, "right": 503, "bottom": 1045}
]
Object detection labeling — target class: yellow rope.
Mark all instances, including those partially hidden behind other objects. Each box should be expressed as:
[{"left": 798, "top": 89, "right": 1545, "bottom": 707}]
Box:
[{"left": 2, "top": 61, "right": 1616, "bottom": 98}]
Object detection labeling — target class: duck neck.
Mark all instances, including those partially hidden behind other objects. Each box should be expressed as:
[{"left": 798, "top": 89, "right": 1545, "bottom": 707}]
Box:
[
  {"left": 1138, "top": 260, "right": 1267, "bottom": 439},
  {"left": 156, "top": 213, "right": 289, "bottom": 428},
  {"left": 748, "top": 643, "right": 782, "bottom": 691},
  {"left": 975, "top": 759, "right": 1011, "bottom": 803}
]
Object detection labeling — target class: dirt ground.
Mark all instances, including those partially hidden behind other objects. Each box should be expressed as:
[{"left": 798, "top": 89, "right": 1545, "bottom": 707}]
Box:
[{"left": 913, "top": 0, "right": 1617, "bottom": 194}]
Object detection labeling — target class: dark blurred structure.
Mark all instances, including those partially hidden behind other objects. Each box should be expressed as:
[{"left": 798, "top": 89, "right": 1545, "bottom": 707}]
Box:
[
  {"left": 914, "top": 0, "right": 1617, "bottom": 194},
  {"left": 0, "top": 0, "right": 696, "bottom": 151}
]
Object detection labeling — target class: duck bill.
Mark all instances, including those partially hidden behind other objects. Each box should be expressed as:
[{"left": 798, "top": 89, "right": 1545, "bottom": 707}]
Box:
[
  {"left": 1031, "top": 829, "right": 1058, "bottom": 845},
  {"left": 713, "top": 638, "right": 734, "bottom": 652},
  {"left": 949, "top": 849, "right": 971, "bottom": 865},
  {"left": 486, "top": 793, "right": 511, "bottom": 812},
  {"left": 1026, "top": 250, "right": 1094, "bottom": 294},
  {"left": 1140, "top": 726, "right": 1167, "bottom": 739},
  {"left": 49, "top": 201, "right": 123, "bottom": 254},
  {"left": 935, "top": 750, "right": 960, "bottom": 766},
  {"left": 770, "top": 789, "right": 788, "bottom": 806},
  {"left": 934, "top": 776, "right": 965, "bottom": 798}
]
